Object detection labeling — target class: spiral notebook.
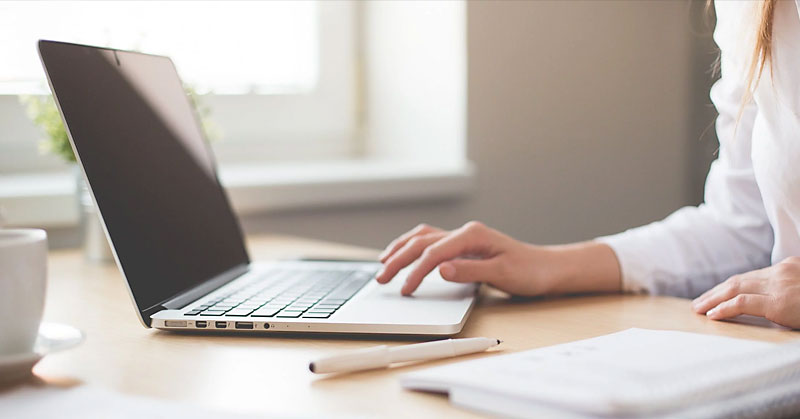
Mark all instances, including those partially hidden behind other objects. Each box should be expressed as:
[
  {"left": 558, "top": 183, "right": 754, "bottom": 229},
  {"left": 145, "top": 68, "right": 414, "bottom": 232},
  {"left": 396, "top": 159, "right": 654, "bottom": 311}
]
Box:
[{"left": 401, "top": 328, "right": 800, "bottom": 418}]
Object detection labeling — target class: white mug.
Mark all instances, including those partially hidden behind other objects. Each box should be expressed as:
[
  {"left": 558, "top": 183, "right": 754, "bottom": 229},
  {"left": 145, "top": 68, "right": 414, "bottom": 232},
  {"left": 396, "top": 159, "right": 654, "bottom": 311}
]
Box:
[{"left": 0, "top": 229, "right": 47, "bottom": 355}]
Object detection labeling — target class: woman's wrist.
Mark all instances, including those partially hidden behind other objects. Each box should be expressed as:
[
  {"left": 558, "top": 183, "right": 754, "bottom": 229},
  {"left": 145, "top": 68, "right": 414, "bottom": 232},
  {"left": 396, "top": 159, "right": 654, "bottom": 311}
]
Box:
[{"left": 540, "top": 241, "right": 622, "bottom": 295}]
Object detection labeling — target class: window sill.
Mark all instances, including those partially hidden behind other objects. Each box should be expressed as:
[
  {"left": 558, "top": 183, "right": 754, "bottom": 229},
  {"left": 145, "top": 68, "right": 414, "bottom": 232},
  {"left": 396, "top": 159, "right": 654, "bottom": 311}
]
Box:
[{"left": 0, "top": 159, "right": 475, "bottom": 228}]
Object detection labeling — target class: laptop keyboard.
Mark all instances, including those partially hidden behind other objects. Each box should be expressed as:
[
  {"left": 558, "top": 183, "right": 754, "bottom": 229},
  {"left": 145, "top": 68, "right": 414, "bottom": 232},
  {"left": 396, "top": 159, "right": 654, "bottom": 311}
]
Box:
[{"left": 184, "top": 267, "right": 377, "bottom": 319}]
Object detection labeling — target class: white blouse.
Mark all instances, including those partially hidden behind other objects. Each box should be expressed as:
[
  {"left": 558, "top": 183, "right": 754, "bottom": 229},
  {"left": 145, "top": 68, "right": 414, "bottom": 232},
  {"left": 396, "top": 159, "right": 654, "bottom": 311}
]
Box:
[{"left": 598, "top": 0, "right": 800, "bottom": 298}]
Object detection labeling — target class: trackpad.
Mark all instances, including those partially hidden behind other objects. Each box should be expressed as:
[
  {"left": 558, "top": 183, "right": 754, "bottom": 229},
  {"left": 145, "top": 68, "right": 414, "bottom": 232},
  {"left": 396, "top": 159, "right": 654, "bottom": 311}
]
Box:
[
  {"left": 334, "top": 268, "right": 478, "bottom": 325},
  {"left": 369, "top": 268, "right": 477, "bottom": 301}
]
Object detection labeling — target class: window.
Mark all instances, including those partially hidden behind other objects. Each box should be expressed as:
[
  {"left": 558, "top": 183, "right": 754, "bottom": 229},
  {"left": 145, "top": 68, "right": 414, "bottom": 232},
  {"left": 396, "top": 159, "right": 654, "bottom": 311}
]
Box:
[
  {"left": 0, "top": 1, "right": 319, "bottom": 95},
  {"left": 0, "top": 1, "right": 470, "bottom": 227},
  {"left": 0, "top": 0, "right": 357, "bottom": 172}
]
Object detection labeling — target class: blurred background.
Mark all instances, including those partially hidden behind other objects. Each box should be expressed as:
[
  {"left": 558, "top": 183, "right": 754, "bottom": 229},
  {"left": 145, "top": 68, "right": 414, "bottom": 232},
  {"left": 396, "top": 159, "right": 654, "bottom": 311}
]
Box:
[{"left": 0, "top": 0, "right": 719, "bottom": 252}]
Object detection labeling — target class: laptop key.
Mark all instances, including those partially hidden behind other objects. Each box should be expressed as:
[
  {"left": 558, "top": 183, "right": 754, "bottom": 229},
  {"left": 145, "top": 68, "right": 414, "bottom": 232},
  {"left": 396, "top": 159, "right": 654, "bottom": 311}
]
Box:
[
  {"left": 251, "top": 308, "right": 280, "bottom": 317},
  {"left": 276, "top": 311, "right": 303, "bottom": 318},
  {"left": 296, "top": 298, "right": 319, "bottom": 303},
  {"left": 320, "top": 298, "right": 346, "bottom": 304},
  {"left": 200, "top": 310, "right": 226, "bottom": 316},
  {"left": 226, "top": 308, "right": 255, "bottom": 316},
  {"left": 286, "top": 308, "right": 310, "bottom": 314},
  {"left": 308, "top": 306, "right": 336, "bottom": 312},
  {"left": 271, "top": 298, "right": 295, "bottom": 303},
  {"left": 281, "top": 309, "right": 306, "bottom": 314},
  {"left": 248, "top": 299, "right": 269, "bottom": 305},
  {"left": 302, "top": 312, "right": 332, "bottom": 318},
  {"left": 314, "top": 304, "right": 340, "bottom": 309}
]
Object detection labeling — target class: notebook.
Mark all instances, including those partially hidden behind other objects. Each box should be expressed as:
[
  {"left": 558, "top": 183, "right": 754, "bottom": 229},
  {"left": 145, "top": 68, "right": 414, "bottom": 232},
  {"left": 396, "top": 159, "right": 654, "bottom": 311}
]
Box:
[{"left": 401, "top": 328, "right": 800, "bottom": 418}]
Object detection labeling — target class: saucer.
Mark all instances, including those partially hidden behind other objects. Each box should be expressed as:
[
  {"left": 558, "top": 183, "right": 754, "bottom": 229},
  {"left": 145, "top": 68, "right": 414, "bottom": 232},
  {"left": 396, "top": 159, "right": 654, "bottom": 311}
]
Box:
[{"left": 0, "top": 322, "right": 84, "bottom": 385}]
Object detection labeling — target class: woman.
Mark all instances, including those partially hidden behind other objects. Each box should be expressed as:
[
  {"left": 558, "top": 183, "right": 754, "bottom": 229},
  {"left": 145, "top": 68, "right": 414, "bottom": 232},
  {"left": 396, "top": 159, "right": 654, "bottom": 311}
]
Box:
[{"left": 375, "top": 0, "right": 800, "bottom": 329}]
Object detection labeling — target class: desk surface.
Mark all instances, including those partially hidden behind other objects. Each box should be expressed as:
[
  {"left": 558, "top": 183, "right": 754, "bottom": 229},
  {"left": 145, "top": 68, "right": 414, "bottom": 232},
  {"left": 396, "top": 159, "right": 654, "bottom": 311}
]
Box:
[{"left": 25, "top": 235, "right": 800, "bottom": 417}]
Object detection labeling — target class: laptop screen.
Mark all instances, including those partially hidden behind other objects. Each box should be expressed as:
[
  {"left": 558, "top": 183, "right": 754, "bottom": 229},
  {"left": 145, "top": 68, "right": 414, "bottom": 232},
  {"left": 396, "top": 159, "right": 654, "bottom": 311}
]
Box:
[{"left": 38, "top": 41, "right": 250, "bottom": 314}]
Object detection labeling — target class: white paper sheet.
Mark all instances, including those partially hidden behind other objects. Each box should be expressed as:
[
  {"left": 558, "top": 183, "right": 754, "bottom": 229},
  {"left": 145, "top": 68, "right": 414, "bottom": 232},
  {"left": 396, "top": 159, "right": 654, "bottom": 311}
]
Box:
[
  {"left": 402, "top": 328, "right": 785, "bottom": 417},
  {"left": 0, "top": 385, "right": 270, "bottom": 419}
]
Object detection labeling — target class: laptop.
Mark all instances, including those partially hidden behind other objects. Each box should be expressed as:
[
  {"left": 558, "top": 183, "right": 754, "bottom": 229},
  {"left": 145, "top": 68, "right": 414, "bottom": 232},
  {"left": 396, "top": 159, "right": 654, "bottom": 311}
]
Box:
[{"left": 37, "top": 40, "right": 477, "bottom": 335}]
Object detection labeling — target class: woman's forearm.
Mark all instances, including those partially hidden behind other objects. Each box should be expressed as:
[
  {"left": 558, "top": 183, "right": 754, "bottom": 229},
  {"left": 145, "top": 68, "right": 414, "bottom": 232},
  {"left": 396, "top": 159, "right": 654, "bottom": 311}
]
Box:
[{"left": 541, "top": 241, "right": 622, "bottom": 295}]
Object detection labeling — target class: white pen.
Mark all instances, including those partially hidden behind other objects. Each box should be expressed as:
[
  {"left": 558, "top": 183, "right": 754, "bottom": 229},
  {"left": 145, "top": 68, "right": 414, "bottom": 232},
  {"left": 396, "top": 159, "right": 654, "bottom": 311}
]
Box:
[{"left": 309, "top": 337, "right": 501, "bottom": 374}]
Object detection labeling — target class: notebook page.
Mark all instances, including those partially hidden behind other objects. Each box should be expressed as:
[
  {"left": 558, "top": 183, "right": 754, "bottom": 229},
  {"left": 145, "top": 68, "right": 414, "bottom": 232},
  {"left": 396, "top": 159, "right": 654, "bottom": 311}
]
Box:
[{"left": 450, "top": 378, "right": 800, "bottom": 419}]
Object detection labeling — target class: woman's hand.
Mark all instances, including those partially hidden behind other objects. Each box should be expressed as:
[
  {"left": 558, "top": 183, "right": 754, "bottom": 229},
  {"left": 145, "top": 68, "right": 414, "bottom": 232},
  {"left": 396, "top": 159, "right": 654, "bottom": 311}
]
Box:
[
  {"left": 692, "top": 257, "right": 800, "bottom": 329},
  {"left": 374, "top": 221, "right": 622, "bottom": 296}
]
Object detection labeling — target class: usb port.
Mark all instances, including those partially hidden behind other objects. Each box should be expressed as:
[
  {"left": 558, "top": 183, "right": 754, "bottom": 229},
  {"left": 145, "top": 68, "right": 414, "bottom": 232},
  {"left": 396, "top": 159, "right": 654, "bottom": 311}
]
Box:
[
  {"left": 235, "top": 321, "right": 254, "bottom": 330},
  {"left": 215, "top": 321, "right": 227, "bottom": 329},
  {"left": 195, "top": 321, "right": 207, "bottom": 328}
]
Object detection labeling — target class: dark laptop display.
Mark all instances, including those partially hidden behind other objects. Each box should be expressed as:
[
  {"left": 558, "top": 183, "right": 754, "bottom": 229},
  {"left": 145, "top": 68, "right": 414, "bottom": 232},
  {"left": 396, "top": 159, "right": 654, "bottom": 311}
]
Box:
[{"left": 38, "top": 41, "right": 249, "bottom": 317}]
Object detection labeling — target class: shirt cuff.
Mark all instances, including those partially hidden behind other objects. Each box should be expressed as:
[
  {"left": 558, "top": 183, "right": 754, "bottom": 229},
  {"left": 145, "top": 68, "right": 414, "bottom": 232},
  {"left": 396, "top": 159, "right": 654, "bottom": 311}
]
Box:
[{"left": 595, "top": 232, "right": 652, "bottom": 294}]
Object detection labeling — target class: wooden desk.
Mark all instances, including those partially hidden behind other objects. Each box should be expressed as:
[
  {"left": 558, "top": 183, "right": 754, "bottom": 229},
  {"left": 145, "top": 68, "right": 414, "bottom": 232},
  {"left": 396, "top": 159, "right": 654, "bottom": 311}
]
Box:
[{"left": 26, "top": 235, "right": 800, "bottom": 417}]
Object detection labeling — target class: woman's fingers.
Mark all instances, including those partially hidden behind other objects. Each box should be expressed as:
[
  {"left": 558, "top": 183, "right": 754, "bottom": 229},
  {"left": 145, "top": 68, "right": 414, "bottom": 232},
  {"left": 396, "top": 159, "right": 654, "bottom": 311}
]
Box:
[
  {"left": 706, "top": 294, "right": 770, "bottom": 320},
  {"left": 375, "top": 232, "right": 447, "bottom": 284},
  {"left": 402, "top": 222, "right": 492, "bottom": 295},
  {"left": 379, "top": 224, "right": 443, "bottom": 263},
  {"left": 692, "top": 269, "right": 768, "bottom": 314}
]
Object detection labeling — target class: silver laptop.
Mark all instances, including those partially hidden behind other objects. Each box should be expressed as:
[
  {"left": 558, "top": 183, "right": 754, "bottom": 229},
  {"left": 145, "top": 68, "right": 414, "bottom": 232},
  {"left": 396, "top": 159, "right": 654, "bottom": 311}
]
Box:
[{"left": 38, "top": 40, "right": 477, "bottom": 335}]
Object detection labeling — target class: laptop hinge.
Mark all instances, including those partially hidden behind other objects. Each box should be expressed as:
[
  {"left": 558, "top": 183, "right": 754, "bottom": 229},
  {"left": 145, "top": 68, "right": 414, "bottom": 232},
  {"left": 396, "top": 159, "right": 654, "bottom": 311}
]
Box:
[
  {"left": 150, "top": 263, "right": 250, "bottom": 313},
  {"left": 141, "top": 305, "right": 165, "bottom": 328}
]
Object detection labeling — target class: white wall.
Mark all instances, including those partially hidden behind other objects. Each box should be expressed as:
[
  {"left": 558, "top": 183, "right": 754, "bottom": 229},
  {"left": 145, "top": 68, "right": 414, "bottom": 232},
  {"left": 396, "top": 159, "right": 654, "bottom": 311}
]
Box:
[{"left": 238, "top": 0, "right": 715, "bottom": 249}]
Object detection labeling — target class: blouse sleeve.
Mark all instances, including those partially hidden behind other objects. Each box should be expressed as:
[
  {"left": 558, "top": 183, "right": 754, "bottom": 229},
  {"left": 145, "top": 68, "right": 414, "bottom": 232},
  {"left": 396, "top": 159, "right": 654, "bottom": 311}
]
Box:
[{"left": 595, "top": 1, "right": 773, "bottom": 298}]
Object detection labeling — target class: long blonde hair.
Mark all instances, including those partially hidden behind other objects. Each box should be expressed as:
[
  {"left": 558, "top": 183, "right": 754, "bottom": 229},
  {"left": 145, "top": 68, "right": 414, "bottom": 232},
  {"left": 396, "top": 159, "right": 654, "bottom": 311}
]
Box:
[{"left": 743, "top": 0, "right": 776, "bottom": 105}]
